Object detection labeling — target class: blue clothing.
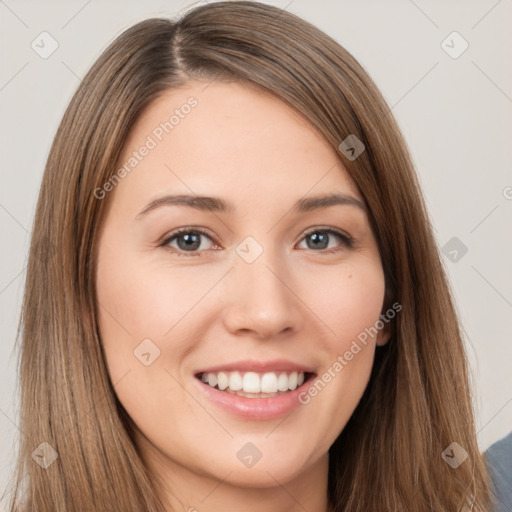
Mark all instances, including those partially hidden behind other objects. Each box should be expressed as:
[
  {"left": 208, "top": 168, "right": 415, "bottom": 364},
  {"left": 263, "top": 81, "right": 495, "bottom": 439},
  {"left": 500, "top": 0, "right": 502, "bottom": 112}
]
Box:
[{"left": 486, "top": 431, "right": 512, "bottom": 512}]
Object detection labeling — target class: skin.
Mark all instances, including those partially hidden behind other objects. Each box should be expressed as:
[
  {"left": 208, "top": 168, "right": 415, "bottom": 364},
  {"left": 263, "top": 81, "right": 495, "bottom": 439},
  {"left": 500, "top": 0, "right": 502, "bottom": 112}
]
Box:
[{"left": 95, "top": 80, "right": 390, "bottom": 512}]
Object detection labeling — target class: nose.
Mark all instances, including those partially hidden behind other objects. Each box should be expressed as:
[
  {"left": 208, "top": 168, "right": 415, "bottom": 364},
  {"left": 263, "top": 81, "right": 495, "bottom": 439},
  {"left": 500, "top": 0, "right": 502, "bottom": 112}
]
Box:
[{"left": 221, "top": 249, "right": 304, "bottom": 340}]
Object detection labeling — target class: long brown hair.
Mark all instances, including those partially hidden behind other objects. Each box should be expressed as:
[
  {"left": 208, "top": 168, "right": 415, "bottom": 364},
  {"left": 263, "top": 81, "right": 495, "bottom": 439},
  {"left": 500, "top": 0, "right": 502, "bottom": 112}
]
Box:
[{"left": 6, "top": 1, "right": 492, "bottom": 510}]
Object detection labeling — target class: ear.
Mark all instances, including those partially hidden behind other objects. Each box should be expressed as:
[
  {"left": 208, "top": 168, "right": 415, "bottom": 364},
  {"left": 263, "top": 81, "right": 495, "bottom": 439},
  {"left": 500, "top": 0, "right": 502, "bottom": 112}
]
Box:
[{"left": 376, "top": 321, "right": 391, "bottom": 346}]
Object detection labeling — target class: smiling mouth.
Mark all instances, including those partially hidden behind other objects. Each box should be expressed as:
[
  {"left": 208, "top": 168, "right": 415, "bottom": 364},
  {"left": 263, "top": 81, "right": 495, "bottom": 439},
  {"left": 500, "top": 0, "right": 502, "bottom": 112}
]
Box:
[{"left": 195, "top": 370, "right": 315, "bottom": 398}]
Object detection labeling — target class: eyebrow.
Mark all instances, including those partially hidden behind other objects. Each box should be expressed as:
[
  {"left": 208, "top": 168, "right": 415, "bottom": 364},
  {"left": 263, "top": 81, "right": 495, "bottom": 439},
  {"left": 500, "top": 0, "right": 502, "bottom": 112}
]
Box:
[{"left": 135, "top": 192, "right": 366, "bottom": 219}]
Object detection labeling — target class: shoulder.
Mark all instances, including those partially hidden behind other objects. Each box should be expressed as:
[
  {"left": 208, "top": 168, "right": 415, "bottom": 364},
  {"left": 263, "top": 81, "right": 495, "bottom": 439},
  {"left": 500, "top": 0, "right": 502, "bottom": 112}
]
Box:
[{"left": 485, "top": 431, "right": 512, "bottom": 512}]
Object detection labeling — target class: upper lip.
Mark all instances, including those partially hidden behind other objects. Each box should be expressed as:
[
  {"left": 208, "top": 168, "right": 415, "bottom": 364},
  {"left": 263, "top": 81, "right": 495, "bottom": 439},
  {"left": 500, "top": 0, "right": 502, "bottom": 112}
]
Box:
[{"left": 195, "top": 359, "right": 316, "bottom": 375}]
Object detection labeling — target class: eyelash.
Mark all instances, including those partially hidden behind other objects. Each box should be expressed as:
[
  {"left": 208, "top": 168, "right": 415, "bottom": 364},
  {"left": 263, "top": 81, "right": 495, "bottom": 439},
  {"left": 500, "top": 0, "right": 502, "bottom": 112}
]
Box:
[{"left": 159, "top": 226, "right": 354, "bottom": 258}]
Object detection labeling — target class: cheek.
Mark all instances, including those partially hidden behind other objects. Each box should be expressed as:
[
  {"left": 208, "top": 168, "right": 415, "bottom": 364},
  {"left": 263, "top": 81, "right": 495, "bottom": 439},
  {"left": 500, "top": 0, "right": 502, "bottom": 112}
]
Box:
[
  {"left": 304, "top": 259, "right": 386, "bottom": 351},
  {"left": 294, "top": 261, "right": 385, "bottom": 436},
  {"left": 95, "top": 249, "right": 204, "bottom": 432},
  {"left": 95, "top": 245, "right": 236, "bottom": 421},
  {"left": 95, "top": 247, "right": 214, "bottom": 349}
]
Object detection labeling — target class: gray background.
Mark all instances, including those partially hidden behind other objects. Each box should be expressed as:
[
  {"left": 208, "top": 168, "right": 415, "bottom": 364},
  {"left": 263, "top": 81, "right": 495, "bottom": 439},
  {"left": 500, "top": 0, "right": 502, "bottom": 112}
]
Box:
[{"left": 1, "top": 0, "right": 511, "bottom": 504}]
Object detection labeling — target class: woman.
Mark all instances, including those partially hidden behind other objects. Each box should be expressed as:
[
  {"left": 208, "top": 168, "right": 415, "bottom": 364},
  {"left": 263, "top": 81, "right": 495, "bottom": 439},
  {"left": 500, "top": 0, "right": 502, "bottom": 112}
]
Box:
[{"left": 6, "top": 1, "right": 492, "bottom": 510}]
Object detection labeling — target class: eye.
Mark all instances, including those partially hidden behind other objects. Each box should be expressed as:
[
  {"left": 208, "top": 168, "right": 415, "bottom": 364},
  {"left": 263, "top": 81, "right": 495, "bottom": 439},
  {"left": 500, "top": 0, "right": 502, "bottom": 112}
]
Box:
[
  {"left": 297, "top": 228, "right": 353, "bottom": 253},
  {"left": 160, "top": 228, "right": 217, "bottom": 257},
  {"left": 160, "top": 226, "right": 354, "bottom": 257}
]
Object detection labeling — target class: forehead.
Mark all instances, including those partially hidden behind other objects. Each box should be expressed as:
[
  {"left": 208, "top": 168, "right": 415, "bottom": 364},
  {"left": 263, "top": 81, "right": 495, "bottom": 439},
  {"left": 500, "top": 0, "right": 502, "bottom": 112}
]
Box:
[{"left": 111, "top": 80, "right": 362, "bottom": 214}]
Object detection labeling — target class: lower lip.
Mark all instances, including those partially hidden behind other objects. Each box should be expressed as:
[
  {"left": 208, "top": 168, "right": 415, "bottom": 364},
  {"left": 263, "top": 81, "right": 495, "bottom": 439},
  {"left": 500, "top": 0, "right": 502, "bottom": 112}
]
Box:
[{"left": 194, "top": 375, "right": 315, "bottom": 421}]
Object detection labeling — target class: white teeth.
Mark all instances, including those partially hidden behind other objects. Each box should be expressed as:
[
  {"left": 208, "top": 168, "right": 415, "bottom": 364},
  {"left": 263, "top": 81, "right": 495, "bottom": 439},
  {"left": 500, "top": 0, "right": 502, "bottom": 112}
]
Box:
[
  {"left": 288, "top": 371, "right": 298, "bottom": 390},
  {"left": 199, "top": 370, "right": 307, "bottom": 394},
  {"left": 217, "top": 371, "right": 229, "bottom": 390},
  {"left": 243, "top": 372, "right": 261, "bottom": 393},
  {"left": 260, "top": 373, "right": 278, "bottom": 393},
  {"left": 207, "top": 373, "right": 218, "bottom": 388},
  {"left": 277, "top": 373, "right": 289, "bottom": 392},
  {"left": 229, "top": 371, "right": 243, "bottom": 391}
]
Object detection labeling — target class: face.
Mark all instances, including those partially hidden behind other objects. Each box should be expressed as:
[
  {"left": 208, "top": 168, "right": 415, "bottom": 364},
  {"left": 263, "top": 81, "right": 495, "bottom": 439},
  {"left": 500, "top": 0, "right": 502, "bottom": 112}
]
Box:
[{"left": 95, "top": 80, "right": 389, "bottom": 501}]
